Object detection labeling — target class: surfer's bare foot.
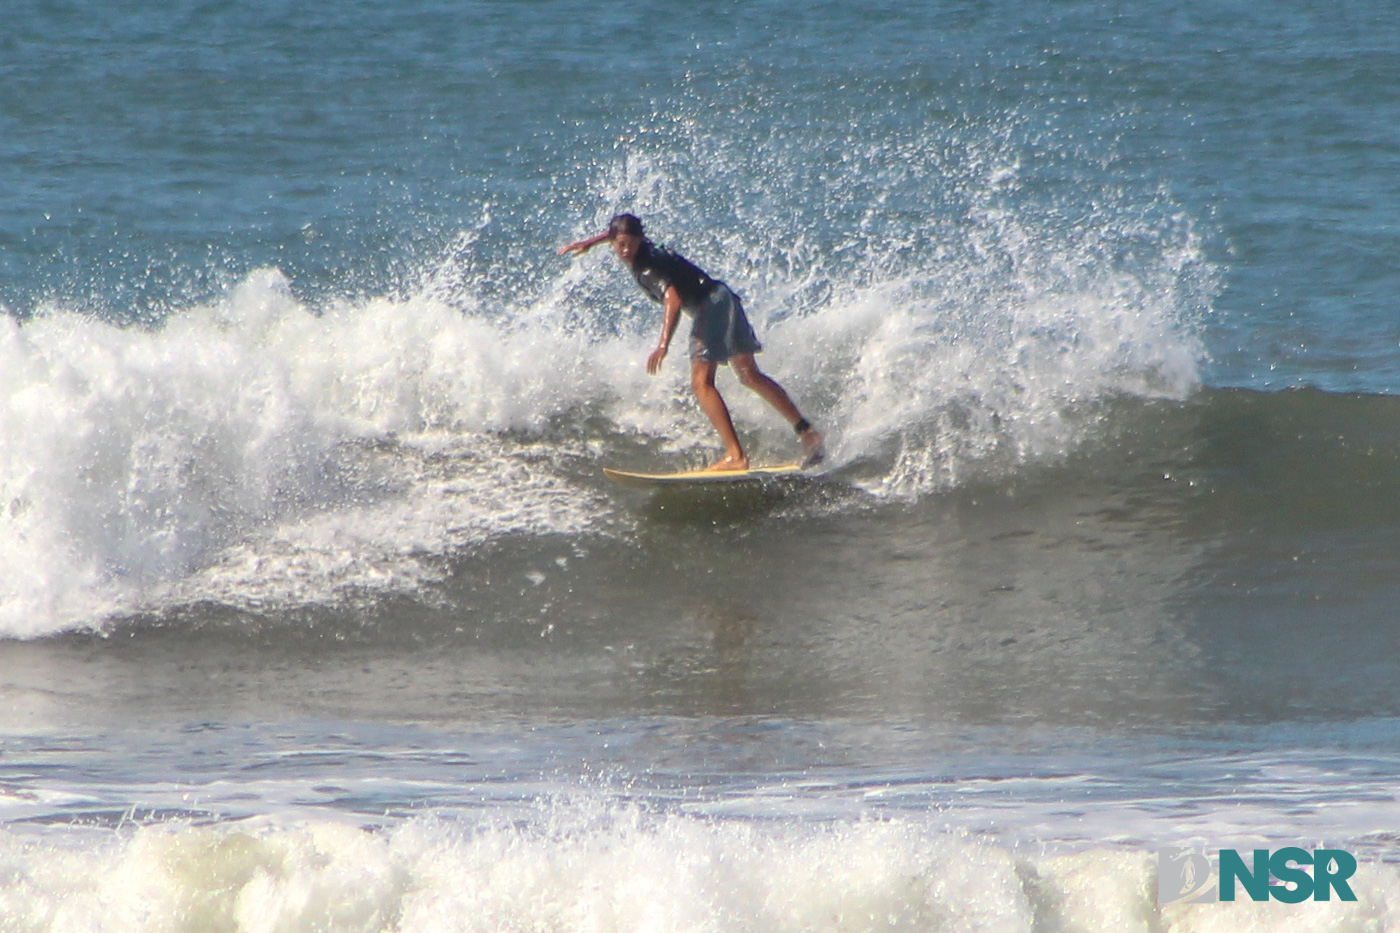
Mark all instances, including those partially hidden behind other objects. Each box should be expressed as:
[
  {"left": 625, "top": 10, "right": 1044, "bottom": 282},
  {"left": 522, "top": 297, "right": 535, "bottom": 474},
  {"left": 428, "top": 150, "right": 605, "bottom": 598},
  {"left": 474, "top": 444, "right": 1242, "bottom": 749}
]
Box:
[
  {"left": 705, "top": 455, "right": 749, "bottom": 472},
  {"left": 800, "top": 429, "right": 825, "bottom": 467}
]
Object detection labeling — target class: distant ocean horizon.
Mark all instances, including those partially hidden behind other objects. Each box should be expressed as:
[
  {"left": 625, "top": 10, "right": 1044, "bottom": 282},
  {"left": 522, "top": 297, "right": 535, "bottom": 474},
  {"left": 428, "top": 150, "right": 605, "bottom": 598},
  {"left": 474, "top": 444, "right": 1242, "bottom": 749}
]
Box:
[{"left": 4, "top": 1, "right": 1400, "bottom": 930}]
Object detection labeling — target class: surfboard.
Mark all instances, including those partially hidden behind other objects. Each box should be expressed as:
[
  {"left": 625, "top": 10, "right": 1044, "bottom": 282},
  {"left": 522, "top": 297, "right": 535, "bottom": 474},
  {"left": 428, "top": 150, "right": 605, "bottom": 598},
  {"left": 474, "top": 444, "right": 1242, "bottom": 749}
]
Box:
[{"left": 603, "top": 463, "right": 807, "bottom": 489}]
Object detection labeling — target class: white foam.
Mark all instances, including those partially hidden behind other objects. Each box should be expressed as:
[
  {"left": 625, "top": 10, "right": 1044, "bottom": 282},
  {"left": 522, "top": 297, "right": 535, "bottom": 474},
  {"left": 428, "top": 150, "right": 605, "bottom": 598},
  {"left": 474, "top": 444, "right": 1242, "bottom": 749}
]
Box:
[
  {"left": 0, "top": 243, "right": 1205, "bottom": 635},
  {"left": 0, "top": 270, "right": 636, "bottom": 637},
  {"left": 755, "top": 225, "right": 1208, "bottom": 498},
  {"left": 1, "top": 812, "right": 1393, "bottom": 933}
]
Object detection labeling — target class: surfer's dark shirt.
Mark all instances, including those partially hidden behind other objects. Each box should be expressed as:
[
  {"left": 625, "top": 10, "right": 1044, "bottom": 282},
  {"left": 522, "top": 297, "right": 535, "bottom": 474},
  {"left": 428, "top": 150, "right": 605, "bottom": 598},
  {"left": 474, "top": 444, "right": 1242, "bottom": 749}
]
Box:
[
  {"left": 626, "top": 239, "right": 761, "bottom": 364},
  {"left": 627, "top": 241, "right": 721, "bottom": 312}
]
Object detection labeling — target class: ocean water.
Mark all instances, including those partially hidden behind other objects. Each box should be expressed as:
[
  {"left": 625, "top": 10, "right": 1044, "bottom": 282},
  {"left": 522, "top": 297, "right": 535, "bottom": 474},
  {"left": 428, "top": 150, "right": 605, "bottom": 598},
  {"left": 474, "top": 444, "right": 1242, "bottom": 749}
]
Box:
[{"left": 3, "top": 0, "right": 1400, "bottom": 929}]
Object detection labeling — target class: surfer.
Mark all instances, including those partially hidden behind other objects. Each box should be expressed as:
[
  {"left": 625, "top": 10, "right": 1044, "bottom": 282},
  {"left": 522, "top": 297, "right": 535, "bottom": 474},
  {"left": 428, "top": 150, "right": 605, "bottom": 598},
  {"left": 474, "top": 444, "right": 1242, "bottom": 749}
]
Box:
[{"left": 559, "top": 214, "right": 824, "bottom": 472}]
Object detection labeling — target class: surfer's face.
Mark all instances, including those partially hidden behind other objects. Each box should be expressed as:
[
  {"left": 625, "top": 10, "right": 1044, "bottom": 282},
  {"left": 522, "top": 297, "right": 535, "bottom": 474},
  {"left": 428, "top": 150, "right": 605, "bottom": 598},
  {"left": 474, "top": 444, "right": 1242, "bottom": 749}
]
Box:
[{"left": 611, "top": 232, "right": 643, "bottom": 265}]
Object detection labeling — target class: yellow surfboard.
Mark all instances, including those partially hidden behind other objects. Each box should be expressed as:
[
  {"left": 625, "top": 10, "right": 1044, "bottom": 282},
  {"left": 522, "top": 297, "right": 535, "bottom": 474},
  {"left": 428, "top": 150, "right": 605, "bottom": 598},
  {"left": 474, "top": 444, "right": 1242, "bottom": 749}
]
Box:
[{"left": 603, "top": 463, "right": 807, "bottom": 489}]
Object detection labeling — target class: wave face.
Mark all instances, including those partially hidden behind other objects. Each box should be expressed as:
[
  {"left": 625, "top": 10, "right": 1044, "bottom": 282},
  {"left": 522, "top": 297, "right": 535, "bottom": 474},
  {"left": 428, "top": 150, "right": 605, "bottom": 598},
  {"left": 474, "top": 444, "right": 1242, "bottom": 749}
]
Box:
[{"left": 0, "top": 90, "right": 1214, "bottom": 638}]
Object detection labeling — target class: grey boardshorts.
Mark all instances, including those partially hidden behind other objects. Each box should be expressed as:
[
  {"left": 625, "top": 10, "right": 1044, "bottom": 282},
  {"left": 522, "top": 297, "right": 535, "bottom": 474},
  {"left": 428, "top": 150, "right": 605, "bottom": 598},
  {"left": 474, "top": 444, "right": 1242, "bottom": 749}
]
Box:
[{"left": 690, "top": 285, "right": 762, "bottom": 364}]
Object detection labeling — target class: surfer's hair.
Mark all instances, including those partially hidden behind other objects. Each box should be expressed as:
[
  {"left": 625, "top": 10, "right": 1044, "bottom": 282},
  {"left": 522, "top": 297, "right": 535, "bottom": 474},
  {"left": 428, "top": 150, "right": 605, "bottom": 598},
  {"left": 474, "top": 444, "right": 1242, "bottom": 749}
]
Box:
[{"left": 608, "top": 214, "right": 644, "bottom": 238}]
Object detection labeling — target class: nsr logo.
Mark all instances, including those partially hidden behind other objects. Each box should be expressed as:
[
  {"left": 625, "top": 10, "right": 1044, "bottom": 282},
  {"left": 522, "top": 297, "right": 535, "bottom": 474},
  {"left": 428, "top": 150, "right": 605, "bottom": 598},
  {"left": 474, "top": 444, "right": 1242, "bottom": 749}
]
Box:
[{"left": 1159, "top": 847, "right": 1358, "bottom": 905}]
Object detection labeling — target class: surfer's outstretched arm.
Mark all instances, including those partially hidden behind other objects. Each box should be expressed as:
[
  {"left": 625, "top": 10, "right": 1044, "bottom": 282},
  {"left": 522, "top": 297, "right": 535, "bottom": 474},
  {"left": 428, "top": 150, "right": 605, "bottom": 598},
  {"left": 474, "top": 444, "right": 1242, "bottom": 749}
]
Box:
[{"left": 558, "top": 231, "right": 611, "bottom": 256}]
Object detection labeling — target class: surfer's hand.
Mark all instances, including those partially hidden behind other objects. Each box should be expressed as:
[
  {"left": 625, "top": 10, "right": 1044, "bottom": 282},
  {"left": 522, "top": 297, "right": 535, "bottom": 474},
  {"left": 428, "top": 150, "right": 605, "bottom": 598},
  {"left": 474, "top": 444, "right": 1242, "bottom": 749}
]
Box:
[{"left": 646, "top": 345, "right": 668, "bottom": 375}]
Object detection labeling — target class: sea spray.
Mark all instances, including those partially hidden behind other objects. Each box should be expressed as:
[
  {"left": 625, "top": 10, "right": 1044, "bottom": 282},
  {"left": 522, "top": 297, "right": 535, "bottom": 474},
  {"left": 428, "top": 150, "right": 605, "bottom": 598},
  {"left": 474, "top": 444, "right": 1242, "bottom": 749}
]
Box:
[{"left": 564, "top": 98, "right": 1213, "bottom": 496}]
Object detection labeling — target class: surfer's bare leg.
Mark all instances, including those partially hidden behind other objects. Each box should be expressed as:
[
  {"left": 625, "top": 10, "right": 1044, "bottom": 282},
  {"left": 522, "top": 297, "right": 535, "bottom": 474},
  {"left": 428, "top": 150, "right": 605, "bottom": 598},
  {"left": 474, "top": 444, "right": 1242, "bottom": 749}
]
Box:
[
  {"left": 730, "top": 353, "right": 825, "bottom": 465},
  {"left": 691, "top": 359, "right": 748, "bottom": 471}
]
